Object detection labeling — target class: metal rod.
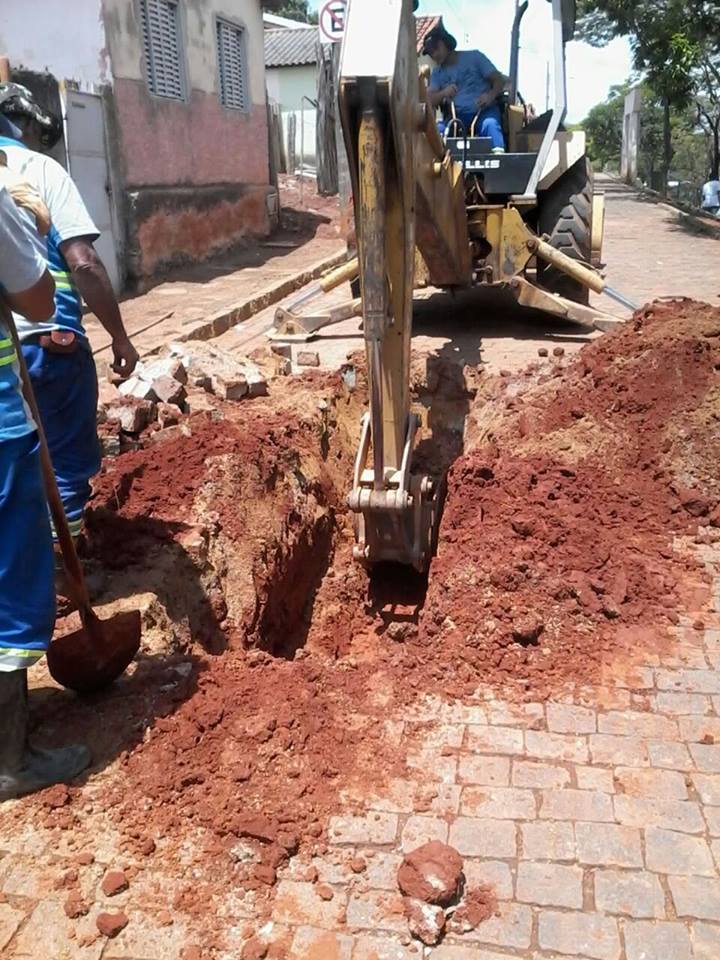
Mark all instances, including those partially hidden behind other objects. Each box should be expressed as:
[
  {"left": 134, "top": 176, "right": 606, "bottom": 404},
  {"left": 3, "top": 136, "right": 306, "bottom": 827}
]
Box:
[
  {"left": 603, "top": 285, "right": 639, "bottom": 312},
  {"left": 369, "top": 340, "right": 384, "bottom": 492}
]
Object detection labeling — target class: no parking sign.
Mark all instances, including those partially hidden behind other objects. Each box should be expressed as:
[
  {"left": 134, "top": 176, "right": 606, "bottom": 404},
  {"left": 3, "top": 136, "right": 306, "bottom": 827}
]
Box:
[{"left": 319, "top": 0, "right": 347, "bottom": 42}]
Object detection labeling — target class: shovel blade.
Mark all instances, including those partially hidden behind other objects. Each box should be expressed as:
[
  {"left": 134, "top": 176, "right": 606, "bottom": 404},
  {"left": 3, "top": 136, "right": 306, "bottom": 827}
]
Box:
[{"left": 47, "top": 609, "right": 141, "bottom": 695}]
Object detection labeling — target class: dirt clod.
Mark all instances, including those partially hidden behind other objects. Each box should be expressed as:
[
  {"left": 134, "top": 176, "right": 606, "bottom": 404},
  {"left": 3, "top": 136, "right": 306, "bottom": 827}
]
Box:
[
  {"left": 101, "top": 870, "right": 129, "bottom": 897},
  {"left": 241, "top": 937, "right": 268, "bottom": 960},
  {"left": 64, "top": 894, "right": 88, "bottom": 919},
  {"left": 397, "top": 841, "right": 463, "bottom": 907},
  {"left": 404, "top": 898, "right": 446, "bottom": 945},
  {"left": 451, "top": 885, "right": 498, "bottom": 932},
  {"left": 96, "top": 911, "right": 129, "bottom": 938}
]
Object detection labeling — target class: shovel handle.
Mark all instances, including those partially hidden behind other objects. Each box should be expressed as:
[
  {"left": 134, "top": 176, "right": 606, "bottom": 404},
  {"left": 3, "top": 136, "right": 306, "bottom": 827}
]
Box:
[{"left": 0, "top": 300, "right": 92, "bottom": 613}]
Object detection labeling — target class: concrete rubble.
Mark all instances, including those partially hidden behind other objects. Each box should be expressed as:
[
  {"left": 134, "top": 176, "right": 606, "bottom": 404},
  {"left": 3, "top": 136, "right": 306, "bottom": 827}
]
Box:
[{"left": 97, "top": 341, "right": 269, "bottom": 455}]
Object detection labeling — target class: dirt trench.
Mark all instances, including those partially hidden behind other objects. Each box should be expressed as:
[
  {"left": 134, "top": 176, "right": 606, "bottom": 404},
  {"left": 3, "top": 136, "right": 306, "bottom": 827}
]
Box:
[{"left": 5, "top": 298, "right": 720, "bottom": 955}]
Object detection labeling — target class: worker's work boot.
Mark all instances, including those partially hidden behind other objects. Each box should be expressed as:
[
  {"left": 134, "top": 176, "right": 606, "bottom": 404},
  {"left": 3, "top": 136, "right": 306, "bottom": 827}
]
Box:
[{"left": 0, "top": 670, "right": 91, "bottom": 801}]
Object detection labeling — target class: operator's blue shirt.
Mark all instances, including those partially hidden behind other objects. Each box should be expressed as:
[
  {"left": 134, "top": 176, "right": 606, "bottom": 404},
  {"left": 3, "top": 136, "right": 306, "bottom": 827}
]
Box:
[{"left": 429, "top": 50, "right": 499, "bottom": 119}]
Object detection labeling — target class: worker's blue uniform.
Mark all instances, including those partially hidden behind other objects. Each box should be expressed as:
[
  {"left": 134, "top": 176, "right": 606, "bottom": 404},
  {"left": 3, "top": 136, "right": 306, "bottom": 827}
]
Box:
[
  {"left": 0, "top": 135, "right": 101, "bottom": 540},
  {"left": 0, "top": 186, "right": 55, "bottom": 671},
  {"left": 0, "top": 432, "right": 56, "bottom": 668},
  {"left": 429, "top": 50, "right": 505, "bottom": 150},
  {"left": 21, "top": 245, "right": 101, "bottom": 538}
]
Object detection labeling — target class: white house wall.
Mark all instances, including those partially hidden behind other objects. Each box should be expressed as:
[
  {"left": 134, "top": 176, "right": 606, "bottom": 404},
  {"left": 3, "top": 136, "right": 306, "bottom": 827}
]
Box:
[
  {"left": 266, "top": 63, "right": 317, "bottom": 168},
  {"left": 0, "top": 0, "right": 109, "bottom": 89}
]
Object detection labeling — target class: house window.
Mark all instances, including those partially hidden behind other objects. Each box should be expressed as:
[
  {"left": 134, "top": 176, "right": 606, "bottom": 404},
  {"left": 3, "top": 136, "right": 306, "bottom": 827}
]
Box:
[
  {"left": 216, "top": 18, "right": 249, "bottom": 111},
  {"left": 139, "top": 0, "right": 185, "bottom": 100}
]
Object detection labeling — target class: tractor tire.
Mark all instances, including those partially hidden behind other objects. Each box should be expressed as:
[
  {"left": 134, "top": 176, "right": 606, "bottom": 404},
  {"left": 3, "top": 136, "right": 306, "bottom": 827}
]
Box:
[{"left": 537, "top": 157, "right": 594, "bottom": 305}]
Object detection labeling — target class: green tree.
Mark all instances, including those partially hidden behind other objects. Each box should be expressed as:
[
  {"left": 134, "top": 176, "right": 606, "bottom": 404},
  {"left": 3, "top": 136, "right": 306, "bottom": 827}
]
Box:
[
  {"left": 575, "top": 1, "right": 702, "bottom": 193},
  {"left": 583, "top": 85, "right": 625, "bottom": 169},
  {"left": 262, "top": 0, "right": 318, "bottom": 24},
  {"left": 694, "top": 50, "right": 720, "bottom": 179},
  {"left": 582, "top": 82, "right": 665, "bottom": 186}
]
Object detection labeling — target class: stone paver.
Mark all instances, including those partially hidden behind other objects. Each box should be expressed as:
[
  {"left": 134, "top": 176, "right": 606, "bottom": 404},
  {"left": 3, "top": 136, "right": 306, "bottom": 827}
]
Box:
[
  {"left": 594, "top": 869, "right": 666, "bottom": 919},
  {"left": 575, "top": 822, "right": 643, "bottom": 868},
  {"left": 669, "top": 876, "right": 720, "bottom": 921},
  {"left": 516, "top": 861, "right": 583, "bottom": 908},
  {"left": 644, "top": 826, "right": 716, "bottom": 876},
  {"left": 692, "top": 921, "right": 720, "bottom": 959},
  {"left": 623, "top": 920, "right": 693, "bottom": 960},
  {"left": 537, "top": 910, "right": 621, "bottom": 960},
  {"left": 521, "top": 821, "right": 576, "bottom": 861}
]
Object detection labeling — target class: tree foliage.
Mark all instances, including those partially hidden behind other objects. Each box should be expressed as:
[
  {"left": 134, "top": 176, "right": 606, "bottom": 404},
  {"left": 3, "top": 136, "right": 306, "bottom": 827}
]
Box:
[
  {"left": 261, "top": 0, "right": 318, "bottom": 24},
  {"left": 584, "top": 81, "right": 713, "bottom": 203},
  {"left": 575, "top": 0, "right": 717, "bottom": 192}
]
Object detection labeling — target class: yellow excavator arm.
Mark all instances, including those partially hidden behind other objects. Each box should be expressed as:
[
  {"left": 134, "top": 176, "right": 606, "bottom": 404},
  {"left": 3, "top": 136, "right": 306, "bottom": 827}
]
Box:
[{"left": 338, "top": 0, "right": 471, "bottom": 571}]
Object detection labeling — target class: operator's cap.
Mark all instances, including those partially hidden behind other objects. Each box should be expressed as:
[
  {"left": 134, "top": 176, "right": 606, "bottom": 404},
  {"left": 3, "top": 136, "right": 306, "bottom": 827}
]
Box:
[
  {"left": 422, "top": 22, "right": 457, "bottom": 55},
  {"left": 0, "top": 81, "right": 62, "bottom": 150}
]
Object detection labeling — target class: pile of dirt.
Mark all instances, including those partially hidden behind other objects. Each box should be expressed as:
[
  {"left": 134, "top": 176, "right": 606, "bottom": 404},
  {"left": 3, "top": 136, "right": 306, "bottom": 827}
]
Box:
[{"left": 406, "top": 298, "right": 720, "bottom": 698}]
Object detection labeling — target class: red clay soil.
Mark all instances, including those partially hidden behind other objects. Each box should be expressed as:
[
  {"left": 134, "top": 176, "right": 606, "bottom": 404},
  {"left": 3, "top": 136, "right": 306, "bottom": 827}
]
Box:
[
  {"left": 300, "top": 298, "right": 720, "bottom": 702},
  {"left": 10, "top": 298, "right": 720, "bottom": 954},
  {"left": 407, "top": 298, "right": 720, "bottom": 699}
]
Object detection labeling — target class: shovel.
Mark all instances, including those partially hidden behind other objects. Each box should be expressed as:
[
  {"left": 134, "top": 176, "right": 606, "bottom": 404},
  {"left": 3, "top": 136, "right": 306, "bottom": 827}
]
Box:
[{"left": 2, "top": 301, "right": 141, "bottom": 694}]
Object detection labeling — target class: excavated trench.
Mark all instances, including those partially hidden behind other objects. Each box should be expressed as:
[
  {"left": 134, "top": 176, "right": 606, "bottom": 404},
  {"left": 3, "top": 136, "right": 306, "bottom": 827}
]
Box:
[{"left": 82, "top": 354, "right": 469, "bottom": 667}]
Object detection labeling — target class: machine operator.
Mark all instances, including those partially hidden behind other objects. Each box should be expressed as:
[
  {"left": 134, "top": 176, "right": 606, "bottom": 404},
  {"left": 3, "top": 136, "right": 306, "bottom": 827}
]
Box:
[{"left": 424, "top": 23, "right": 508, "bottom": 153}]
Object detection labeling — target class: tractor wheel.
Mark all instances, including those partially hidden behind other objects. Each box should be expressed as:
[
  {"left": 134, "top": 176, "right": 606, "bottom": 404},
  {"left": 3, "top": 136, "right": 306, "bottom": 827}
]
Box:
[{"left": 537, "top": 157, "right": 594, "bottom": 305}]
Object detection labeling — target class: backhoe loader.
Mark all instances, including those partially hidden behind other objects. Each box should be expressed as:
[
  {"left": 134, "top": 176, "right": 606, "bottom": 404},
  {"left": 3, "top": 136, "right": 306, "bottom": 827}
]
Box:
[{"left": 329, "top": 0, "right": 634, "bottom": 571}]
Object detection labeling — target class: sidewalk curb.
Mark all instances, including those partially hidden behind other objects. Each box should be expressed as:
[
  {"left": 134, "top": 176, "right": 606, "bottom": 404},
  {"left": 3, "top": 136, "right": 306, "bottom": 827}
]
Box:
[{"left": 170, "top": 248, "right": 348, "bottom": 350}]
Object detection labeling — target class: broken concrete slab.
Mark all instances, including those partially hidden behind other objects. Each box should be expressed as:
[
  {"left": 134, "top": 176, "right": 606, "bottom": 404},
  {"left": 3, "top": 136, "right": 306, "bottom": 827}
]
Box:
[
  {"left": 151, "top": 375, "right": 187, "bottom": 406},
  {"left": 104, "top": 399, "right": 156, "bottom": 434},
  {"left": 297, "top": 350, "right": 320, "bottom": 368},
  {"left": 157, "top": 403, "right": 180, "bottom": 429},
  {"left": 118, "top": 376, "right": 157, "bottom": 402},
  {"left": 141, "top": 356, "right": 188, "bottom": 385},
  {"left": 165, "top": 341, "right": 267, "bottom": 402}
]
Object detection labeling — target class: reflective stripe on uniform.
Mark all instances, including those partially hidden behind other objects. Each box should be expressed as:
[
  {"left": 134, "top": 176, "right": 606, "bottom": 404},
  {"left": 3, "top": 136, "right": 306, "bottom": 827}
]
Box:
[
  {"left": 0, "top": 351, "right": 18, "bottom": 367},
  {"left": 50, "top": 516, "right": 84, "bottom": 539},
  {"left": 50, "top": 268, "right": 75, "bottom": 292},
  {"left": 0, "top": 648, "right": 45, "bottom": 670}
]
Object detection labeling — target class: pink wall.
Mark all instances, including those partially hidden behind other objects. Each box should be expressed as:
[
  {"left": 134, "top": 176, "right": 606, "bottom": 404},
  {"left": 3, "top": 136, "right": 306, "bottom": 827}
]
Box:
[
  {"left": 113, "top": 78, "right": 269, "bottom": 188},
  {"left": 135, "top": 186, "right": 270, "bottom": 276}
]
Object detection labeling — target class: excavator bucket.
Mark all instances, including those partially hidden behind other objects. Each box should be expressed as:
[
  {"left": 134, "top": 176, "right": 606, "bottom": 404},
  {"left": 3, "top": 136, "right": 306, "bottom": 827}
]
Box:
[{"left": 338, "top": 0, "right": 469, "bottom": 572}]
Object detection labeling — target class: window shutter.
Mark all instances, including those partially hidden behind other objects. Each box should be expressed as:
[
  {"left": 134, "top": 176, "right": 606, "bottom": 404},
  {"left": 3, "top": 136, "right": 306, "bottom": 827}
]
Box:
[
  {"left": 216, "top": 19, "right": 249, "bottom": 111},
  {"left": 140, "top": 0, "right": 185, "bottom": 100}
]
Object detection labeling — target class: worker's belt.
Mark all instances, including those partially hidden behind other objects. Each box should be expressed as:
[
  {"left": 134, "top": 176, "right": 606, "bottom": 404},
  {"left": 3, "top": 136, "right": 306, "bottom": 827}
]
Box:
[{"left": 25, "top": 330, "right": 80, "bottom": 354}]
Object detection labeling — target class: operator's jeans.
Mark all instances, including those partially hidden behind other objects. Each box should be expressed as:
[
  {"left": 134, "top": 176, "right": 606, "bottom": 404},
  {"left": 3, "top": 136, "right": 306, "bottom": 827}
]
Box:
[{"left": 439, "top": 104, "right": 505, "bottom": 150}]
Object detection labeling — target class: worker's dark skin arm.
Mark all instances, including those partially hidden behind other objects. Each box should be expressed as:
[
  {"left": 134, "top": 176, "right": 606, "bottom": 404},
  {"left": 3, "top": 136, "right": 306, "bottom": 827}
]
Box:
[
  {"left": 5, "top": 270, "right": 55, "bottom": 322},
  {"left": 429, "top": 83, "right": 457, "bottom": 108},
  {"left": 477, "top": 70, "right": 509, "bottom": 109},
  {"left": 59, "top": 236, "right": 139, "bottom": 376}
]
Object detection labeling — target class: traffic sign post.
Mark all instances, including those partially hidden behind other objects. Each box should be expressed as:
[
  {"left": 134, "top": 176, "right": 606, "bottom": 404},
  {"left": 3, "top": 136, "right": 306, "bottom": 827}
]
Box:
[{"left": 318, "top": 0, "right": 347, "bottom": 43}]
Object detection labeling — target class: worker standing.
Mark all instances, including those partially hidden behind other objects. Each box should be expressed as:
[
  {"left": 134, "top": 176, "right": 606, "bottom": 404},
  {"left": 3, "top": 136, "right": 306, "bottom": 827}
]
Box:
[
  {"left": 424, "top": 24, "right": 508, "bottom": 153},
  {"left": 0, "top": 82, "right": 138, "bottom": 544},
  {"left": 0, "top": 180, "right": 90, "bottom": 799},
  {"left": 700, "top": 175, "right": 720, "bottom": 218}
]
